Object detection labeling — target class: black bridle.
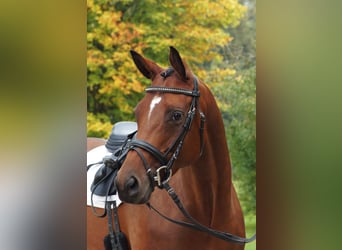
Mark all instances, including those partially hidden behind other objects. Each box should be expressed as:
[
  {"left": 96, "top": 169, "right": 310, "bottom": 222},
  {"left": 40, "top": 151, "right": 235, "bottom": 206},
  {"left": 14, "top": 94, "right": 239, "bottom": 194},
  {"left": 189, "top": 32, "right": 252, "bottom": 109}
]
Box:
[
  {"left": 123, "top": 73, "right": 256, "bottom": 244},
  {"left": 88, "top": 70, "right": 256, "bottom": 247},
  {"left": 126, "top": 75, "right": 205, "bottom": 188}
]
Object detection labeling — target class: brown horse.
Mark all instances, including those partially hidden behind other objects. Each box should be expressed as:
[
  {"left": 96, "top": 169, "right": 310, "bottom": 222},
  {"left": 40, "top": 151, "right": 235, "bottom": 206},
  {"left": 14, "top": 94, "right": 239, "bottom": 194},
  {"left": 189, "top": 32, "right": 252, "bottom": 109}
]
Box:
[
  {"left": 87, "top": 47, "right": 247, "bottom": 249},
  {"left": 87, "top": 137, "right": 107, "bottom": 250}
]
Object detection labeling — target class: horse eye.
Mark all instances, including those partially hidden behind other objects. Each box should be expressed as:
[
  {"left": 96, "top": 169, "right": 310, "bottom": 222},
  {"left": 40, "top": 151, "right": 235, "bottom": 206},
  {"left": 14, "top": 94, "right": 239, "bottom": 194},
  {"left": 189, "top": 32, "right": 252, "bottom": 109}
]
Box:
[{"left": 172, "top": 111, "right": 183, "bottom": 121}]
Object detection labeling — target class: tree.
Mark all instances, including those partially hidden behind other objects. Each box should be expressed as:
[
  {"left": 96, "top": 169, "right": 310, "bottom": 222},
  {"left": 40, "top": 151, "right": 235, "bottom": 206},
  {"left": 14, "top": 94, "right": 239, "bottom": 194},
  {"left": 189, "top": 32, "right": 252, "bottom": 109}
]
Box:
[
  {"left": 87, "top": 0, "right": 246, "bottom": 136},
  {"left": 208, "top": 0, "right": 256, "bottom": 215},
  {"left": 87, "top": 0, "right": 146, "bottom": 132},
  {"left": 87, "top": 0, "right": 255, "bottom": 218},
  {"left": 212, "top": 68, "right": 256, "bottom": 214},
  {"left": 224, "top": 0, "right": 256, "bottom": 71}
]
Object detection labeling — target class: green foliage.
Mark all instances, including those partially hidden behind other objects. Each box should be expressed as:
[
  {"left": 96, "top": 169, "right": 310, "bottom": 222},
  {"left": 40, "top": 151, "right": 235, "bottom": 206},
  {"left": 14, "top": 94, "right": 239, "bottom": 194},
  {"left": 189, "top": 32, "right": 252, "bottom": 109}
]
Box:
[
  {"left": 206, "top": 0, "right": 256, "bottom": 216},
  {"left": 87, "top": 112, "right": 113, "bottom": 138},
  {"left": 212, "top": 67, "right": 256, "bottom": 215},
  {"left": 87, "top": 0, "right": 256, "bottom": 224},
  {"left": 245, "top": 213, "right": 256, "bottom": 250},
  {"left": 87, "top": 0, "right": 147, "bottom": 129},
  {"left": 117, "top": 0, "right": 246, "bottom": 65},
  {"left": 224, "top": 0, "right": 256, "bottom": 71},
  {"left": 87, "top": 0, "right": 246, "bottom": 138}
]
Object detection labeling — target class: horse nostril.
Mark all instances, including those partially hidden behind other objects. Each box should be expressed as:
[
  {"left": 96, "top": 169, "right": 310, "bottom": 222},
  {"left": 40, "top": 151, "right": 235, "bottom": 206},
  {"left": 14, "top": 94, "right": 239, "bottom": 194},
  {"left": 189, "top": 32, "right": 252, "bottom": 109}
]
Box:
[{"left": 125, "top": 176, "right": 139, "bottom": 196}]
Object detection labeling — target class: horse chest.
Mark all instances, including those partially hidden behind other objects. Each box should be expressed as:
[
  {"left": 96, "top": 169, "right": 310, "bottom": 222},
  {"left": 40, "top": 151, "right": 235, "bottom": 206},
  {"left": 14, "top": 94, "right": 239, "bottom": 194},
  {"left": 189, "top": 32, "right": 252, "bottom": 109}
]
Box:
[
  {"left": 119, "top": 196, "right": 241, "bottom": 250},
  {"left": 127, "top": 223, "right": 243, "bottom": 250}
]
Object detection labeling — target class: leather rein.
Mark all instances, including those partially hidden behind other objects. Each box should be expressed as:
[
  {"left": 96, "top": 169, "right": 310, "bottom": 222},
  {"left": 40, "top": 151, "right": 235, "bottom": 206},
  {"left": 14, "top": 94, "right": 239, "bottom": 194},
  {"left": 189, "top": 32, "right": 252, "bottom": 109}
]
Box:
[{"left": 125, "top": 75, "right": 256, "bottom": 244}]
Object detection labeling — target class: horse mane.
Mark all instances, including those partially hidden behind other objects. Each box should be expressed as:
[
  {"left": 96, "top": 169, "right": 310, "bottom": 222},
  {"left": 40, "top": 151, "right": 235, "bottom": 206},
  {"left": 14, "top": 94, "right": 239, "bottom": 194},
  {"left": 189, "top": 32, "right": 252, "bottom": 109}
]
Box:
[{"left": 198, "top": 81, "right": 232, "bottom": 175}]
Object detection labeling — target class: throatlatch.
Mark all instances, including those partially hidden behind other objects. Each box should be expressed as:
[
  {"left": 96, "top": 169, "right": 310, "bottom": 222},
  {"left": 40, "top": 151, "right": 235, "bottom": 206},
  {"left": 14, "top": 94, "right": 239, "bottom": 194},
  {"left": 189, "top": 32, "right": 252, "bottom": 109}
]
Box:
[{"left": 88, "top": 72, "right": 256, "bottom": 247}]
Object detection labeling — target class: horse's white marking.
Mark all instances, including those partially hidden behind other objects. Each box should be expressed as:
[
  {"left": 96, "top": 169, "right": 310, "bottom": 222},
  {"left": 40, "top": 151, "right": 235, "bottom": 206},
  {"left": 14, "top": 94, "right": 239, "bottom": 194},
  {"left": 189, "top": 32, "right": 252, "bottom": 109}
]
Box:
[{"left": 148, "top": 96, "right": 162, "bottom": 121}]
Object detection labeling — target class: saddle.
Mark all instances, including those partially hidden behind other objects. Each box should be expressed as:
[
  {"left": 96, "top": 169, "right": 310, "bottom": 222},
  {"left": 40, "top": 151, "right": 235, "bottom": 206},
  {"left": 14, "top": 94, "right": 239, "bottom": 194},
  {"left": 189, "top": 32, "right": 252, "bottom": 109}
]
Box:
[
  {"left": 105, "top": 121, "right": 138, "bottom": 153},
  {"left": 90, "top": 121, "right": 137, "bottom": 196},
  {"left": 88, "top": 121, "right": 137, "bottom": 250}
]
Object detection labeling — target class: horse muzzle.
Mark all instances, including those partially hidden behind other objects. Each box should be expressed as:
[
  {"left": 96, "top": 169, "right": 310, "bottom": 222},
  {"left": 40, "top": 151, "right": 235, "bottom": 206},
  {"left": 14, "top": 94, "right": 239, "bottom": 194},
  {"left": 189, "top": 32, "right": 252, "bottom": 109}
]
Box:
[{"left": 115, "top": 170, "right": 153, "bottom": 204}]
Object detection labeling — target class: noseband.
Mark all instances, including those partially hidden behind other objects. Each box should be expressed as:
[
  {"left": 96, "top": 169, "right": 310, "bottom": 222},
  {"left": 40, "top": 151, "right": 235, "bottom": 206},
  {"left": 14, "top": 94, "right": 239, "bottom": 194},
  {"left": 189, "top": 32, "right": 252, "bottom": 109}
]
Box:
[
  {"left": 126, "top": 75, "right": 205, "bottom": 188},
  {"left": 89, "top": 70, "right": 256, "bottom": 246}
]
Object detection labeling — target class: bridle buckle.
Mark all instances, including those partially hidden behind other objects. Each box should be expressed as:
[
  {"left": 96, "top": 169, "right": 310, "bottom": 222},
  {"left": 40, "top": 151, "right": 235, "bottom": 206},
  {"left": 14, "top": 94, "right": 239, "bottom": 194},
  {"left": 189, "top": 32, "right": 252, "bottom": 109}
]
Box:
[{"left": 154, "top": 166, "right": 172, "bottom": 187}]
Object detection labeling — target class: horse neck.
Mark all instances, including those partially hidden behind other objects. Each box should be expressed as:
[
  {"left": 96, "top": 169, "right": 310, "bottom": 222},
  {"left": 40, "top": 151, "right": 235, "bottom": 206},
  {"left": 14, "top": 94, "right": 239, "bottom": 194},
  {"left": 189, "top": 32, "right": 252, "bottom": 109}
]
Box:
[
  {"left": 178, "top": 90, "right": 234, "bottom": 222},
  {"left": 196, "top": 85, "right": 232, "bottom": 189}
]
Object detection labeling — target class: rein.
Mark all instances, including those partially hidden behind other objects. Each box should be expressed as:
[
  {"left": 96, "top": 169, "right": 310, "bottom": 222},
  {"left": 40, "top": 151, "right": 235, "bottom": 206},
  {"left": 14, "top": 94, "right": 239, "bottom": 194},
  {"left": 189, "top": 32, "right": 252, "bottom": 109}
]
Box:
[
  {"left": 126, "top": 75, "right": 256, "bottom": 244},
  {"left": 147, "top": 182, "right": 256, "bottom": 244},
  {"left": 88, "top": 72, "right": 256, "bottom": 247}
]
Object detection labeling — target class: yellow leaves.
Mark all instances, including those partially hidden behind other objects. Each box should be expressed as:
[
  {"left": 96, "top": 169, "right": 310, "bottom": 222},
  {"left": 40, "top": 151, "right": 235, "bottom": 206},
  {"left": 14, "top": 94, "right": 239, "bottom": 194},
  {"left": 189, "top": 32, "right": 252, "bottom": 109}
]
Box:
[
  {"left": 220, "top": 67, "right": 236, "bottom": 76},
  {"left": 87, "top": 112, "right": 113, "bottom": 138},
  {"left": 235, "top": 75, "right": 242, "bottom": 82},
  {"left": 97, "top": 11, "right": 122, "bottom": 30},
  {"left": 100, "top": 76, "right": 143, "bottom": 96},
  {"left": 87, "top": 0, "right": 100, "bottom": 14},
  {"left": 188, "top": 0, "right": 246, "bottom": 28},
  {"left": 101, "top": 35, "right": 113, "bottom": 49},
  {"left": 196, "top": 69, "right": 207, "bottom": 81},
  {"left": 87, "top": 49, "right": 106, "bottom": 70},
  {"left": 204, "top": 67, "right": 237, "bottom": 94},
  {"left": 87, "top": 0, "right": 248, "bottom": 130}
]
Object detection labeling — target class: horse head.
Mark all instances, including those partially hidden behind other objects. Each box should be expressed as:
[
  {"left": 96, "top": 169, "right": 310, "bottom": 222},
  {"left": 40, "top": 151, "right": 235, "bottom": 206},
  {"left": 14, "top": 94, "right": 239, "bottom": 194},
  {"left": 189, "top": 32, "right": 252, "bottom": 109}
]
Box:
[{"left": 115, "top": 47, "right": 206, "bottom": 204}]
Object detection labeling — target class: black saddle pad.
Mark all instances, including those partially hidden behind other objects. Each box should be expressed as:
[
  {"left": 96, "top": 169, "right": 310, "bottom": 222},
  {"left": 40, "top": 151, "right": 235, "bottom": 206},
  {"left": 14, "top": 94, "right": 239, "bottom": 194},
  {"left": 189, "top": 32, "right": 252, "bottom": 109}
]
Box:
[
  {"left": 91, "top": 163, "right": 118, "bottom": 196},
  {"left": 91, "top": 121, "right": 137, "bottom": 197}
]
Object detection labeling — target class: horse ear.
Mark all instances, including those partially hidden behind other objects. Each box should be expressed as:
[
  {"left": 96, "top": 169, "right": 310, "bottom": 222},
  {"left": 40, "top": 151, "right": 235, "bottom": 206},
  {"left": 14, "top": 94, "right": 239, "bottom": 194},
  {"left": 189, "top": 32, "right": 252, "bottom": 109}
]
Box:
[
  {"left": 130, "top": 50, "right": 162, "bottom": 79},
  {"left": 169, "top": 46, "right": 188, "bottom": 81}
]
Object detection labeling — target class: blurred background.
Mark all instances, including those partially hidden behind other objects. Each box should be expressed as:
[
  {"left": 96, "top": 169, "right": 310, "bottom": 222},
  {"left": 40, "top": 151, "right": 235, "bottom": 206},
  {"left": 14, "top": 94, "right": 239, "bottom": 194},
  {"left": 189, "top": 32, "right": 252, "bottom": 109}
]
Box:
[
  {"left": 1, "top": 0, "right": 342, "bottom": 250},
  {"left": 87, "top": 2, "right": 256, "bottom": 249}
]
